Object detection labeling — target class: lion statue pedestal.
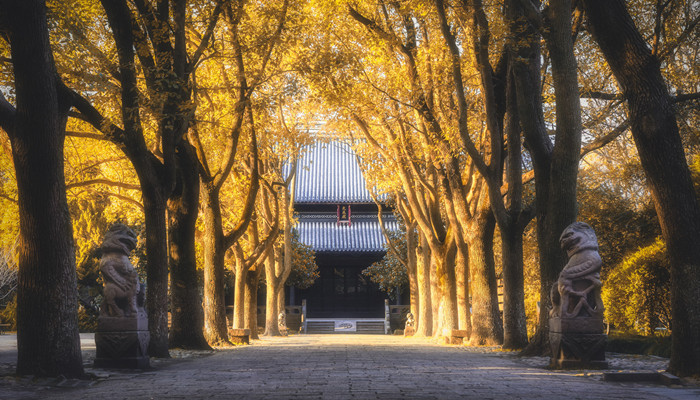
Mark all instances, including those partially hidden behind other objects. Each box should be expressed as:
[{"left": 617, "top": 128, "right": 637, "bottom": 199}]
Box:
[
  {"left": 549, "top": 222, "right": 608, "bottom": 370},
  {"left": 94, "top": 224, "right": 150, "bottom": 369}
]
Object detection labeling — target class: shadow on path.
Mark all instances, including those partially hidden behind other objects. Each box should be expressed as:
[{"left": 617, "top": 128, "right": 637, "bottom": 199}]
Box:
[{"left": 1, "top": 334, "right": 699, "bottom": 400}]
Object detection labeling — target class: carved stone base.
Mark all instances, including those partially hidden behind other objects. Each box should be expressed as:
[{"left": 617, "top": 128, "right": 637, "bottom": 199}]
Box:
[
  {"left": 403, "top": 326, "right": 415, "bottom": 337},
  {"left": 448, "top": 329, "right": 469, "bottom": 345},
  {"left": 94, "top": 315, "right": 150, "bottom": 369},
  {"left": 549, "top": 330, "right": 607, "bottom": 370},
  {"left": 229, "top": 328, "right": 250, "bottom": 345}
]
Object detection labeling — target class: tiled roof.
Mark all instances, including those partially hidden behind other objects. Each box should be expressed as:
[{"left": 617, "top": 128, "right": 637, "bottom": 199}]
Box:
[
  {"left": 296, "top": 213, "right": 399, "bottom": 252},
  {"left": 294, "top": 141, "right": 373, "bottom": 204}
]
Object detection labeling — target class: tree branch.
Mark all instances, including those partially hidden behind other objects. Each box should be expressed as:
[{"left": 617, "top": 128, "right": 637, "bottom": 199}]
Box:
[
  {"left": 0, "top": 90, "right": 15, "bottom": 138},
  {"left": 66, "top": 178, "right": 141, "bottom": 191},
  {"left": 580, "top": 90, "right": 624, "bottom": 100},
  {"left": 0, "top": 192, "right": 17, "bottom": 204},
  {"left": 580, "top": 120, "right": 629, "bottom": 156},
  {"left": 675, "top": 92, "right": 700, "bottom": 103},
  {"left": 66, "top": 130, "right": 107, "bottom": 141},
  {"left": 70, "top": 90, "right": 129, "bottom": 147},
  {"left": 188, "top": 0, "right": 224, "bottom": 73},
  {"left": 516, "top": 0, "right": 544, "bottom": 31}
]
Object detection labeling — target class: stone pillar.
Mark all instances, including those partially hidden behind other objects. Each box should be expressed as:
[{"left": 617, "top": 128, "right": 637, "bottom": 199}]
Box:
[
  {"left": 549, "top": 313, "right": 607, "bottom": 369},
  {"left": 94, "top": 310, "right": 150, "bottom": 369}
]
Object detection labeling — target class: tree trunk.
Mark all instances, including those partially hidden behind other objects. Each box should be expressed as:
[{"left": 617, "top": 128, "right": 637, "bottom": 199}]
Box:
[
  {"left": 244, "top": 266, "right": 261, "bottom": 340},
  {"left": 168, "top": 142, "right": 210, "bottom": 349},
  {"left": 429, "top": 255, "right": 442, "bottom": 336},
  {"left": 498, "top": 61, "right": 530, "bottom": 350},
  {"left": 511, "top": 0, "right": 582, "bottom": 356},
  {"left": 583, "top": 0, "right": 700, "bottom": 376},
  {"left": 406, "top": 224, "right": 419, "bottom": 319},
  {"left": 501, "top": 224, "right": 528, "bottom": 349},
  {"left": 455, "top": 241, "right": 471, "bottom": 333},
  {"left": 141, "top": 189, "right": 170, "bottom": 357},
  {"left": 232, "top": 259, "right": 247, "bottom": 330},
  {"left": 264, "top": 251, "right": 282, "bottom": 336},
  {"left": 416, "top": 232, "right": 433, "bottom": 336},
  {"left": 467, "top": 204, "right": 503, "bottom": 346},
  {"left": 440, "top": 239, "right": 459, "bottom": 335},
  {"left": 201, "top": 186, "right": 229, "bottom": 345},
  {"left": 2, "top": 0, "right": 84, "bottom": 377}
]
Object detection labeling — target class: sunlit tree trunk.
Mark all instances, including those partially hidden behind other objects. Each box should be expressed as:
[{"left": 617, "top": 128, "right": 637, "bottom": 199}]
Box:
[
  {"left": 429, "top": 254, "right": 442, "bottom": 335},
  {"left": 245, "top": 265, "right": 262, "bottom": 340},
  {"left": 416, "top": 232, "right": 433, "bottom": 336},
  {"left": 264, "top": 250, "right": 282, "bottom": 336},
  {"left": 201, "top": 186, "right": 229, "bottom": 345},
  {"left": 232, "top": 254, "right": 247, "bottom": 330},
  {"left": 455, "top": 242, "right": 471, "bottom": 333},
  {"left": 467, "top": 197, "right": 503, "bottom": 346},
  {"left": 406, "top": 223, "right": 419, "bottom": 318},
  {"left": 264, "top": 178, "right": 293, "bottom": 336},
  {"left": 441, "top": 239, "right": 459, "bottom": 336}
]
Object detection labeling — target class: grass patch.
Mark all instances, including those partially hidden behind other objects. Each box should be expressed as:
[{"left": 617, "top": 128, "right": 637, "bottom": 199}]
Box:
[{"left": 607, "top": 333, "right": 671, "bottom": 358}]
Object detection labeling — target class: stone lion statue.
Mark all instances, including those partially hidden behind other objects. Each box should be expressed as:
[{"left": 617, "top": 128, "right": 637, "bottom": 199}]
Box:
[
  {"left": 550, "top": 222, "right": 604, "bottom": 319},
  {"left": 100, "top": 224, "right": 142, "bottom": 318},
  {"left": 278, "top": 311, "right": 287, "bottom": 330},
  {"left": 405, "top": 312, "right": 415, "bottom": 328}
]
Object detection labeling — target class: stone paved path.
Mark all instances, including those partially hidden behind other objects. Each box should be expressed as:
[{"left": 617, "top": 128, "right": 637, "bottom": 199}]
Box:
[{"left": 1, "top": 334, "right": 699, "bottom": 399}]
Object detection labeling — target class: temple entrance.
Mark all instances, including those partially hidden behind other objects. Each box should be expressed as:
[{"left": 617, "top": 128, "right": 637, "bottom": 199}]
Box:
[{"left": 297, "top": 252, "right": 386, "bottom": 319}]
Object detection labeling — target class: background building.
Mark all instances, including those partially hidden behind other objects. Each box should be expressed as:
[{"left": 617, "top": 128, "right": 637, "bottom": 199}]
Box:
[{"left": 292, "top": 140, "right": 398, "bottom": 319}]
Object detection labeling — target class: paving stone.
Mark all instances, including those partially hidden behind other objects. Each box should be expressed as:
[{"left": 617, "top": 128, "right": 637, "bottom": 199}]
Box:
[{"left": 1, "top": 334, "right": 700, "bottom": 399}]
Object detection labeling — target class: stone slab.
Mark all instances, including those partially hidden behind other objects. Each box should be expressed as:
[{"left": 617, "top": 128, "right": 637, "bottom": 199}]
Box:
[
  {"left": 94, "top": 330, "right": 150, "bottom": 370},
  {"left": 96, "top": 315, "right": 148, "bottom": 332},
  {"left": 450, "top": 329, "right": 469, "bottom": 338},
  {"left": 552, "top": 359, "right": 608, "bottom": 369},
  {"left": 603, "top": 372, "right": 661, "bottom": 382},
  {"left": 549, "top": 316, "right": 605, "bottom": 334}
]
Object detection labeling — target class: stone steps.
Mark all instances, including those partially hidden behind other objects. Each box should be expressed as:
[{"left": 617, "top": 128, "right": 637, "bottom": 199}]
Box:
[{"left": 305, "top": 319, "right": 386, "bottom": 334}]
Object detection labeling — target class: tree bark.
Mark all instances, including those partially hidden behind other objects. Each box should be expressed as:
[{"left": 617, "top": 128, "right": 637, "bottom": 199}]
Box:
[
  {"left": 263, "top": 250, "right": 282, "bottom": 336},
  {"left": 168, "top": 142, "right": 210, "bottom": 349},
  {"left": 0, "top": 0, "right": 84, "bottom": 378},
  {"left": 583, "top": 0, "right": 700, "bottom": 376},
  {"left": 201, "top": 185, "right": 229, "bottom": 345},
  {"left": 510, "top": 0, "right": 583, "bottom": 356},
  {"left": 141, "top": 188, "right": 170, "bottom": 357},
  {"left": 416, "top": 232, "right": 433, "bottom": 336},
  {"left": 467, "top": 202, "right": 504, "bottom": 346},
  {"left": 441, "top": 240, "right": 459, "bottom": 335},
  {"left": 244, "top": 265, "right": 262, "bottom": 340},
  {"left": 405, "top": 223, "right": 419, "bottom": 319},
  {"left": 499, "top": 62, "right": 530, "bottom": 350},
  {"left": 232, "top": 255, "right": 247, "bottom": 330},
  {"left": 501, "top": 224, "right": 528, "bottom": 349},
  {"left": 455, "top": 241, "right": 471, "bottom": 333}
]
